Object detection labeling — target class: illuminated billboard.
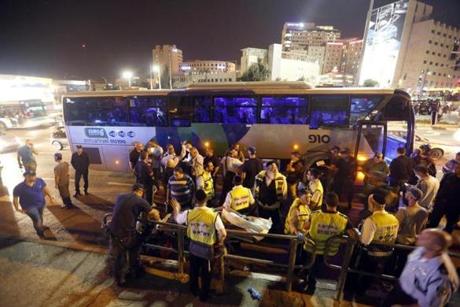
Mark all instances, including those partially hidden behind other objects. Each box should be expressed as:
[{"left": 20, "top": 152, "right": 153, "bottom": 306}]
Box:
[{"left": 359, "top": 0, "right": 409, "bottom": 87}]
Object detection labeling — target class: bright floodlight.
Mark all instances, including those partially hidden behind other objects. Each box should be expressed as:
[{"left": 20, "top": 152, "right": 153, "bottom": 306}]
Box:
[
  {"left": 122, "top": 71, "right": 133, "bottom": 79},
  {"left": 152, "top": 65, "right": 160, "bottom": 73}
]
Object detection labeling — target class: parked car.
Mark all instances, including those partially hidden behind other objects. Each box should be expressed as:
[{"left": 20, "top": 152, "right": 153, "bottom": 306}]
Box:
[{"left": 51, "top": 126, "right": 68, "bottom": 150}]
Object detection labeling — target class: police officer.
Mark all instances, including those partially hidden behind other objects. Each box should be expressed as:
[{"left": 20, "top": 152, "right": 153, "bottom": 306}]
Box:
[
  {"left": 306, "top": 168, "right": 324, "bottom": 210},
  {"left": 254, "top": 161, "right": 287, "bottom": 233},
  {"left": 196, "top": 161, "right": 215, "bottom": 206},
  {"left": 109, "top": 183, "right": 153, "bottom": 286},
  {"left": 302, "top": 192, "right": 354, "bottom": 294},
  {"left": 223, "top": 175, "right": 255, "bottom": 215},
  {"left": 382, "top": 229, "right": 459, "bottom": 307},
  {"left": 71, "top": 145, "right": 90, "bottom": 196},
  {"left": 172, "top": 189, "right": 227, "bottom": 302}
]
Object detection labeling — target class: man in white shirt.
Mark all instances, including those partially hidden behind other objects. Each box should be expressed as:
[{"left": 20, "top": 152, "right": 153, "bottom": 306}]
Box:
[{"left": 414, "top": 165, "right": 440, "bottom": 211}]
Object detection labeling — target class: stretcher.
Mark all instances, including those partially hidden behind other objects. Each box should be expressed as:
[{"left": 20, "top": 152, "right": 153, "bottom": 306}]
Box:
[{"left": 221, "top": 209, "right": 272, "bottom": 241}]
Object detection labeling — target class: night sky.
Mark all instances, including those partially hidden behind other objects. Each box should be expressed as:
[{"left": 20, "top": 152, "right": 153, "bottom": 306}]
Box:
[{"left": 0, "top": 0, "right": 459, "bottom": 80}]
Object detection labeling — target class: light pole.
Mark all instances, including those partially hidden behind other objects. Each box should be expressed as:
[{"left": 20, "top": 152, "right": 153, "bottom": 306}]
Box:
[
  {"left": 152, "top": 64, "right": 161, "bottom": 89},
  {"left": 122, "top": 71, "right": 133, "bottom": 88}
]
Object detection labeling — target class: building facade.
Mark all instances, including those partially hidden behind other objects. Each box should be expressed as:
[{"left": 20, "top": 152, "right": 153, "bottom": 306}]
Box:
[
  {"left": 180, "top": 60, "right": 236, "bottom": 74},
  {"left": 359, "top": 0, "right": 460, "bottom": 91},
  {"left": 152, "top": 44, "right": 183, "bottom": 74},
  {"left": 240, "top": 48, "right": 268, "bottom": 75},
  {"left": 281, "top": 23, "right": 341, "bottom": 54}
]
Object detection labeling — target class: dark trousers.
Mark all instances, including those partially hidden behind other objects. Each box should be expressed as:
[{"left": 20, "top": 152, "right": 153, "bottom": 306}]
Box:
[
  {"left": 428, "top": 202, "right": 460, "bottom": 233},
  {"left": 75, "top": 170, "right": 89, "bottom": 193},
  {"left": 306, "top": 254, "right": 324, "bottom": 288},
  {"left": 144, "top": 183, "right": 153, "bottom": 205},
  {"left": 25, "top": 206, "right": 45, "bottom": 236},
  {"left": 189, "top": 254, "right": 212, "bottom": 300},
  {"left": 109, "top": 234, "right": 143, "bottom": 283},
  {"left": 220, "top": 171, "right": 235, "bottom": 204},
  {"left": 258, "top": 206, "right": 282, "bottom": 233},
  {"left": 380, "top": 283, "right": 417, "bottom": 307},
  {"left": 333, "top": 179, "right": 354, "bottom": 207}
]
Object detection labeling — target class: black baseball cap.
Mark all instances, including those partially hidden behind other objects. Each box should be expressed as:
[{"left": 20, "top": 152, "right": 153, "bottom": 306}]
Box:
[{"left": 248, "top": 146, "right": 256, "bottom": 154}]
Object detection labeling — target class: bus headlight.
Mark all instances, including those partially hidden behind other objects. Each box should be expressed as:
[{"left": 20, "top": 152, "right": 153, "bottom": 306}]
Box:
[
  {"left": 204, "top": 141, "right": 210, "bottom": 148},
  {"left": 293, "top": 144, "right": 299, "bottom": 151}
]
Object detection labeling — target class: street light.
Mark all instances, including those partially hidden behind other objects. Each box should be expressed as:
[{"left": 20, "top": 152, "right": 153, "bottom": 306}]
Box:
[
  {"left": 152, "top": 64, "right": 161, "bottom": 90},
  {"left": 122, "top": 71, "right": 133, "bottom": 88}
]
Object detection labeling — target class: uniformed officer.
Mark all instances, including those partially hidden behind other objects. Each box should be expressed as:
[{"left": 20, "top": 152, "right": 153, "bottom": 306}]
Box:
[
  {"left": 223, "top": 175, "right": 256, "bottom": 215},
  {"left": 382, "top": 229, "right": 459, "bottom": 307},
  {"left": 109, "top": 183, "right": 154, "bottom": 286},
  {"left": 302, "top": 192, "right": 355, "bottom": 294},
  {"left": 196, "top": 161, "right": 216, "bottom": 206},
  {"left": 254, "top": 161, "right": 287, "bottom": 233},
  {"left": 306, "top": 168, "right": 324, "bottom": 210},
  {"left": 172, "top": 189, "right": 227, "bottom": 302}
]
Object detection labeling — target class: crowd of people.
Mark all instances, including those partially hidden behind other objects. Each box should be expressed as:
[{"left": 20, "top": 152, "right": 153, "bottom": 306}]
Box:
[{"left": 10, "top": 137, "right": 460, "bottom": 305}]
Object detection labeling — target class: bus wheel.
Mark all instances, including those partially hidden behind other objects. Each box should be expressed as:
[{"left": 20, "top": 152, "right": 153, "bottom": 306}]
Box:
[
  {"left": 429, "top": 148, "right": 444, "bottom": 160},
  {"left": 52, "top": 141, "right": 63, "bottom": 151}
]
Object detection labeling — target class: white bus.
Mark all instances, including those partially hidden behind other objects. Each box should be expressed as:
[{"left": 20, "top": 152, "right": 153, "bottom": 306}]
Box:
[
  {"left": 62, "top": 82, "right": 415, "bottom": 172},
  {"left": 0, "top": 99, "right": 56, "bottom": 131}
]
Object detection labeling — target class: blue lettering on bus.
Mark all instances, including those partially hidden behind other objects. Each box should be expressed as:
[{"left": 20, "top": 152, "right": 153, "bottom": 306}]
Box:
[
  {"left": 85, "top": 128, "right": 108, "bottom": 138},
  {"left": 127, "top": 131, "right": 135, "bottom": 138},
  {"left": 118, "top": 131, "right": 125, "bottom": 138},
  {"left": 109, "top": 130, "right": 116, "bottom": 137}
]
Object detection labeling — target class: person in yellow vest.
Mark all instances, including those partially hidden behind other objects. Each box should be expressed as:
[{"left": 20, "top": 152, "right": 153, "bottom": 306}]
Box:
[
  {"left": 348, "top": 190, "right": 399, "bottom": 298},
  {"left": 223, "top": 175, "right": 256, "bottom": 215},
  {"left": 254, "top": 161, "right": 287, "bottom": 233},
  {"left": 302, "top": 192, "right": 355, "bottom": 294},
  {"left": 172, "top": 189, "right": 227, "bottom": 302},
  {"left": 196, "top": 161, "right": 216, "bottom": 206},
  {"left": 284, "top": 187, "right": 311, "bottom": 235},
  {"left": 306, "top": 168, "right": 324, "bottom": 210}
]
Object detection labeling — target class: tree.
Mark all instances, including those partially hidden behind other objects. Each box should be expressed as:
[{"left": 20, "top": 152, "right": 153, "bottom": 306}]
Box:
[
  {"left": 240, "top": 60, "right": 270, "bottom": 81},
  {"left": 363, "top": 79, "right": 379, "bottom": 87}
]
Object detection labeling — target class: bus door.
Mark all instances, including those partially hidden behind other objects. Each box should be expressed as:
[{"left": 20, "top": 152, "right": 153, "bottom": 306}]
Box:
[{"left": 354, "top": 120, "right": 387, "bottom": 185}]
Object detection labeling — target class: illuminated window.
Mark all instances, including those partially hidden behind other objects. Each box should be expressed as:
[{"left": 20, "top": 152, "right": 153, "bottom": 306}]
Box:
[
  {"left": 65, "top": 97, "right": 129, "bottom": 126},
  {"left": 129, "top": 96, "right": 167, "bottom": 127},
  {"left": 214, "top": 97, "right": 257, "bottom": 124},
  {"left": 260, "top": 96, "right": 309, "bottom": 124}
]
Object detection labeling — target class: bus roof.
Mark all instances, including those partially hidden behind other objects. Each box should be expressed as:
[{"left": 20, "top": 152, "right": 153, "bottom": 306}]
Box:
[{"left": 63, "top": 82, "right": 397, "bottom": 98}]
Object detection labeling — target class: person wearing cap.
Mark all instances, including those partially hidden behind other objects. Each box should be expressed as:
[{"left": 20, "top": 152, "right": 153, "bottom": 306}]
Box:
[
  {"left": 306, "top": 168, "right": 324, "bottom": 210},
  {"left": 302, "top": 192, "right": 355, "bottom": 294},
  {"left": 53, "top": 152, "right": 74, "bottom": 209},
  {"left": 171, "top": 189, "right": 227, "bottom": 302},
  {"left": 109, "top": 183, "right": 153, "bottom": 286},
  {"left": 71, "top": 145, "right": 90, "bottom": 196},
  {"left": 382, "top": 229, "right": 459, "bottom": 307},
  {"left": 240, "top": 146, "right": 263, "bottom": 190},
  {"left": 223, "top": 175, "right": 255, "bottom": 215},
  {"left": 284, "top": 187, "right": 311, "bottom": 235},
  {"left": 17, "top": 139, "right": 38, "bottom": 172},
  {"left": 13, "top": 170, "right": 56, "bottom": 238},
  {"left": 396, "top": 187, "right": 428, "bottom": 245},
  {"left": 254, "top": 161, "right": 287, "bottom": 233}
]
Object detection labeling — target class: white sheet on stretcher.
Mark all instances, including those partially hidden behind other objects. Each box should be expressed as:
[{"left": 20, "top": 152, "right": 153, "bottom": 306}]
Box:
[{"left": 222, "top": 209, "right": 272, "bottom": 241}]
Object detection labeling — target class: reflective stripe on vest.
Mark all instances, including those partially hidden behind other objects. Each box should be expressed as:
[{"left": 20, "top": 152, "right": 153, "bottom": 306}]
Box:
[
  {"left": 186, "top": 207, "right": 217, "bottom": 246},
  {"left": 369, "top": 211, "right": 399, "bottom": 245},
  {"left": 229, "top": 186, "right": 251, "bottom": 211},
  {"left": 304, "top": 211, "right": 348, "bottom": 255},
  {"left": 202, "top": 171, "right": 214, "bottom": 198},
  {"left": 255, "top": 171, "right": 286, "bottom": 201}
]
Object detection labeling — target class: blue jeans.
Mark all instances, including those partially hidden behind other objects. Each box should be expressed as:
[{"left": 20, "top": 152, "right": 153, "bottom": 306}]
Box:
[{"left": 25, "top": 206, "right": 44, "bottom": 236}]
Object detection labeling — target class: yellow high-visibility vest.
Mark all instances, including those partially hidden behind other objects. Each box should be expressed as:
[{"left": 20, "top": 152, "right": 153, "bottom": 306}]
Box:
[
  {"left": 255, "top": 170, "right": 286, "bottom": 201},
  {"left": 304, "top": 210, "right": 348, "bottom": 255},
  {"left": 229, "top": 185, "right": 252, "bottom": 211},
  {"left": 369, "top": 211, "right": 399, "bottom": 245},
  {"left": 201, "top": 171, "right": 214, "bottom": 199},
  {"left": 187, "top": 207, "right": 218, "bottom": 246},
  {"left": 284, "top": 198, "right": 311, "bottom": 235}
]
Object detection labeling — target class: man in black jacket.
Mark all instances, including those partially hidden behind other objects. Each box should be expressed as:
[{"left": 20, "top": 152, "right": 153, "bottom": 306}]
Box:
[
  {"left": 71, "top": 145, "right": 90, "bottom": 196},
  {"left": 389, "top": 147, "right": 414, "bottom": 189},
  {"left": 135, "top": 151, "right": 155, "bottom": 205}
]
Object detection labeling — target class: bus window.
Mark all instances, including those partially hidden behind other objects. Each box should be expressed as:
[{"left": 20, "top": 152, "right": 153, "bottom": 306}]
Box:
[
  {"left": 213, "top": 97, "right": 257, "bottom": 124},
  {"left": 310, "top": 95, "right": 349, "bottom": 129},
  {"left": 64, "top": 97, "right": 129, "bottom": 126},
  {"left": 260, "top": 96, "right": 308, "bottom": 124},
  {"left": 350, "top": 96, "right": 382, "bottom": 124},
  {"left": 193, "top": 96, "right": 212, "bottom": 123},
  {"left": 128, "top": 96, "right": 167, "bottom": 127},
  {"left": 168, "top": 96, "right": 193, "bottom": 127}
]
